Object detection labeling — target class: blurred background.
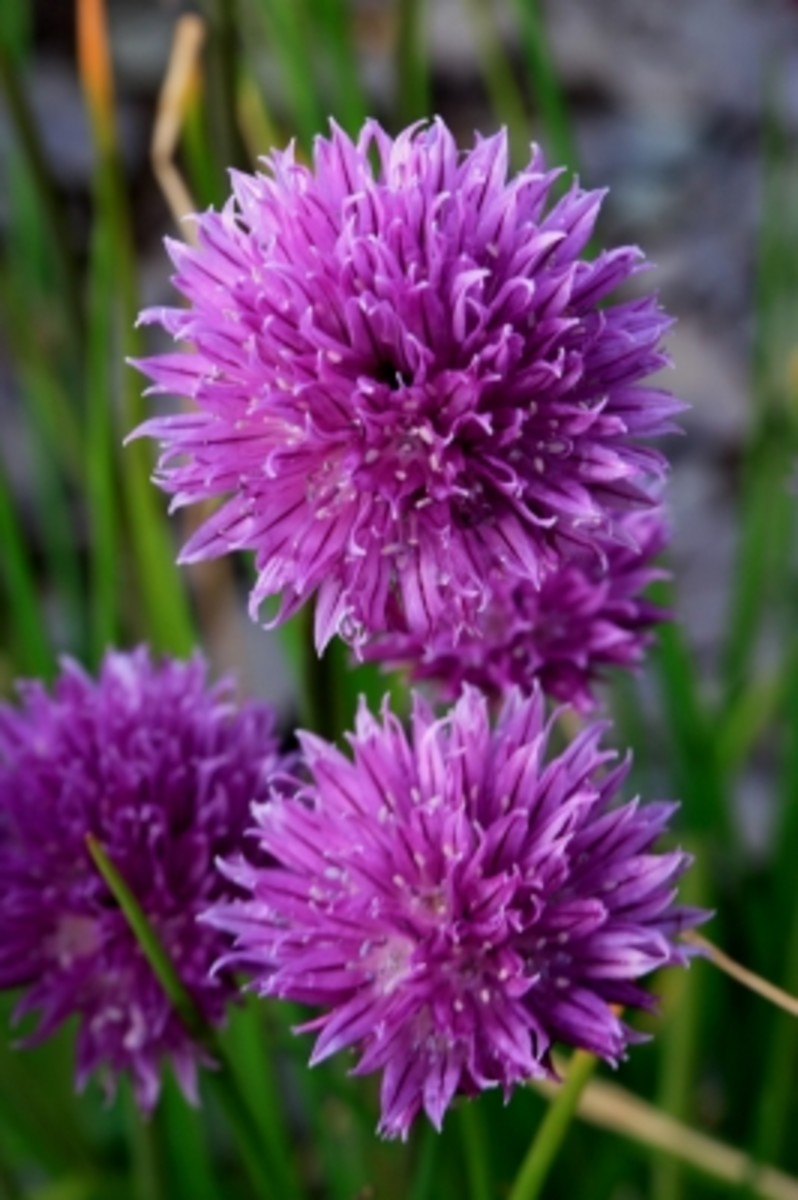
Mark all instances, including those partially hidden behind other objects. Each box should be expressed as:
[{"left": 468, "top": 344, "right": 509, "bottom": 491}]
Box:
[{"left": 1, "top": 1, "right": 798, "bottom": 1198}]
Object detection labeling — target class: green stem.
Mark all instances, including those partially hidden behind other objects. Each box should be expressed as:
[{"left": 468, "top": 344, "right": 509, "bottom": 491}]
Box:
[
  {"left": 751, "top": 903, "right": 798, "bottom": 1168},
  {"left": 315, "top": 0, "right": 367, "bottom": 132},
  {"left": 0, "top": 1144, "right": 20, "bottom": 1200},
  {"left": 510, "top": 0, "right": 576, "bottom": 169},
  {"left": 86, "top": 835, "right": 207, "bottom": 1038},
  {"left": 85, "top": 188, "right": 118, "bottom": 664},
  {"left": 159, "top": 1080, "right": 218, "bottom": 1200},
  {"left": 0, "top": 44, "right": 84, "bottom": 344},
  {"left": 203, "top": 0, "right": 249, "bottom": 172},
  {"left": 396, "top": 0, "right": 430, "bottom": 125},
  {"left": 507, "top": 1051, "right": 597, "bottom": 1200},
  {"left": 0, "top": 459, "right": 53, "bottom": 679},
  {"left": 225, "top": 1000, "right": 305, "bottom": 1200},
  {"left": 408, "top": 1123, "right": 439, "bottom": 1200},
  {"left": 650, "top": 583, "right": 731, "bottom": 842},
  {"left": 127, "top": 1091, "right": 165, "bottom": 1200},
  {"left": 651, "top": 850, "right": 707, "bottom": 1200},
  {"left": 459, "top": 0, "right": 529, "bottom": 166},
  {"left": 0, "top": 268, "right": 84, "bottom": 484},
  {"left": 458, "top": 1101, "right": 492, "bottom": 1200},
  {"left": 85, "top": 835, "right": 280, "bottom": 1200},
  {"left": 85, "top": 59, "right": 196, "bottom": 658},
  {"left": 249, "top": 0, "right": 323, "bottom": 149},
  {"left": 751, "top": 667, "right": 798, "bottom": 1169}
]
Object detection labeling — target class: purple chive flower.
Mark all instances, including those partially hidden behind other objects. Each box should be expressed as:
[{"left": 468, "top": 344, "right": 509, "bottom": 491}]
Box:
[
  {"left": 205, "top": 687, "right": 701, "bottom": 1139},
  {"left": 0, "top": 648, "right": 282, "bottom": 1110},
  {"left": 367, "top": 507, "right": 670, "bottom": 711},
  {"left": 132, "top": 119, "right": 681, "bottom": 652}
]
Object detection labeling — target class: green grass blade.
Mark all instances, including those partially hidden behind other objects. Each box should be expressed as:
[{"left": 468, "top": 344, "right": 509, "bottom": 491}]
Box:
[
  {"left": 651, "top": 851, "right": 708, "bottom": 1200},
  {"left": 0, "top": 1164, "right": 21, "bottom": 1200},
  {"left": 396, "top": 0, "right": 430, "bottom": 125},
  {"left": 314, "top": 0, "right": 368, "bottom": 132},
  {"left": 649, "top": 584, "right": 730, "bottom": 839},
  {"left": 157, "top": 1078, "right": 218, "bottom": 1200},
  {"left": 408, "top": 1124, "right": 439, "bottom": 1200},
  {"left": 0, "top": 0, "right": 31, "bottom": 59},
  {"left": 0, "top": 460, "right": 53, "bottom": 679},
  {"left": 84, "top": 207, "right": 119, "bottom": 664},
  {"left": 0, "top": 1007, "right": 94, "bottom": 1176},
  {"left": 126, "top": 1091, "right": 166, "bottom": 1200},
  {"left": 721, "top": 435, "right": 794, "bottom": 703},
  {"left": 222, "top": 998, "right": 305, "bottom": 1200},
  {"left": 0, "top": 273, "right": 84, "bottom": 486},
  {"left": 202, "top": 0, "right": 251, "bottom": 173},
  {"left": 31, "top": 443, "right": 86, "bottom": 659},
  {"left": 0, "top": 45, "right": 83, "bottom": 343},
  {"left": 248, "top": 0, "right": 324, "bottom": 147},
  {"left": 79, "top": 11, "right": 197, "bottom": 659},
  {"left": 182, "top": 86, "right": 226, "bottom": 211},
  {"left": 509, "top": 0, "right": 576, "bottom": 168},
  {"left": 459, "top": 0, "right": 529, "bottom": 166},
  {"left": 751, "top": 664, "right": 798, "bottom": 1167},
  {"left": 716, "top": 661, "right": 792, "bottom": 776},
  {"left": 458, "top": 1102, "right": 492, "bottom": 1200},
  {"left": 723, "top": 90, "right": 798, "bottom": 701}
]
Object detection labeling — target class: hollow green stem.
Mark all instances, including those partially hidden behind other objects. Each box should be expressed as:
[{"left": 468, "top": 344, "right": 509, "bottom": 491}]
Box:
[
  {"left": 202, "top": 0, "right": 249, "bottom": 172},
  {"left": 408, "top": 1122, "right": 439, "bottom": 1200},
  {"left": 458, "top": 1101, "right": 492, "bottom": 1200},
  {"left": 508, "top": 1051, "right": 597, "bottom": 1200},
  {"left": 85, "top": 835, "right": 285, "bottom": 1200}
]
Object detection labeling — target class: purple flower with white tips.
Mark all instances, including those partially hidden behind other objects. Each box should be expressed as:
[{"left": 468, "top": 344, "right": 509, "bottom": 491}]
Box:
[
  {"left": 0, "top": 648, "right": 283, "bottom": 1110},
  {"left": 368, "top": 507, "right": 670, "bottom": 710},
  {"left": 133, "top": 118, "right": 681, "bottom": 652},
  {"left": 205, "top": 687, "right": 702, "bottom": 1139}
]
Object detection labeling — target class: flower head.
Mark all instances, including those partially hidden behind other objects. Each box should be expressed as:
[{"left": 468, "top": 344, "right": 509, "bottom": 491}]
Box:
[
  {"left": 368, "top": 507, "right": 670, "bottom": 710},
  {"left": 133, "top": 119, "right": 681, "bottom": 652},
  {"left": 205, "top": 687, "right": 700, "bottom": 1139},
  {"left": 0, "top": 648, "right": 282, "bottom": 1110}
]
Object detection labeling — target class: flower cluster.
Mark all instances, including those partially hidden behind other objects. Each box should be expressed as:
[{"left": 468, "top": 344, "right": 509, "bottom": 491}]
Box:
[
  {"left": 133, "top": 119, "right": 680, "bottom": 654},
  {"left": 0, "top": 649, "right": 282, "bottom": 1110},
  {"left": 123, "top": 117, "right": 694, "bottom": 1135},
  {"left": 0, "top": 119, "right": 696, "bottom": 1139},
  {"left": 368, "top": 506, "right": 670, "bottom": 709},
  {"left": 206, "top": 688, "right": 700, "bottom": 1139}
]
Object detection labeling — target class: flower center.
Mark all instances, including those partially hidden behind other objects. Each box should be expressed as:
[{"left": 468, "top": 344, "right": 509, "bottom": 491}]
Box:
[
  {"left": 48, "top": 914, "right": 101, "bottom": 968},
  {"left": 374, "top": 359, "right": 411, "bottom": 392},
  {"left": 367, "top": 934, "right": 416, "bottom": 996}
]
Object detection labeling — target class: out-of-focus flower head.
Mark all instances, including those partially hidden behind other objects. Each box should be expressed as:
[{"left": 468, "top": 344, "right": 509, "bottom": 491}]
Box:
[
  {"left": 205, "top": 687, "right": 702, "bottom": 1139},
  {"left": 133, "top": 119, "right": 681, "bottom": 652},
  {"left": 368, "top": 507, "right": 670, "bottom": 711},
  {"left": 0, "top": 648, "right": 282, "bottom": 1110}
]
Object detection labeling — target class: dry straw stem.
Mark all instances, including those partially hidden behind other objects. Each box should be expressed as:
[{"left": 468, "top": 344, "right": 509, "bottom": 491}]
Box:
[
  {"left": 76, "top": 0, "right": 114, "bottom": 149},
  {"left": 534, "top": 1070, "right": 798, "bottom": 1200},
  {"left": 687, "top": 931, "right": 798, "bottom": 1019},
  {"left": 151, "top": 13, "right": 206, "bottom": 237},
  {"left": 149, "top": 13, "right": 248, "bottom": 684}
]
